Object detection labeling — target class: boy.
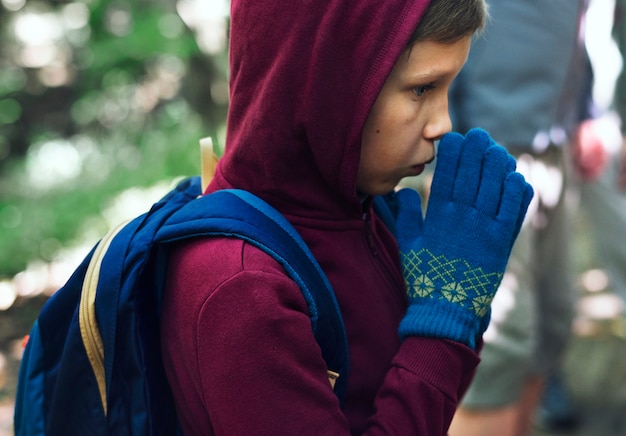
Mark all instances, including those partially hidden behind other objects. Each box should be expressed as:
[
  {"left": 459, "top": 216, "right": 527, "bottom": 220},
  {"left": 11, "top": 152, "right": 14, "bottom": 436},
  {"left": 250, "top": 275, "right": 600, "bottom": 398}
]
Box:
[{"left": 161, "top": 0, "right": 532, "bottom": 434}]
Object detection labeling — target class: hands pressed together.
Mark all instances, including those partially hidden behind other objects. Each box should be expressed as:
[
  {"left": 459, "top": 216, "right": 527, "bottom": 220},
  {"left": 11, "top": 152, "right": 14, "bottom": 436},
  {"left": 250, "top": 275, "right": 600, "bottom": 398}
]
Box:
[{"left": 396, "top": 128, "right": 534, "bottom": 349}]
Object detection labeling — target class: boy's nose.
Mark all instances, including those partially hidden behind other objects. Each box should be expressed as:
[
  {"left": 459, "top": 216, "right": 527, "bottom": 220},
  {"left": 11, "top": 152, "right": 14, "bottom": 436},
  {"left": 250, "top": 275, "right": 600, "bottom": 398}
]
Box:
[{"left": 424, "top": 101, "right": 452, "bottom": 142}]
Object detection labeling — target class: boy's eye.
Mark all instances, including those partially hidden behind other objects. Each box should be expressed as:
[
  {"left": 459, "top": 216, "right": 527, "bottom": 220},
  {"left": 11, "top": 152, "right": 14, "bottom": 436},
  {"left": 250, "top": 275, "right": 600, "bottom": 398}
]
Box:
[{"left": 413, "top": 84, "right": 435, "bottom": 96}]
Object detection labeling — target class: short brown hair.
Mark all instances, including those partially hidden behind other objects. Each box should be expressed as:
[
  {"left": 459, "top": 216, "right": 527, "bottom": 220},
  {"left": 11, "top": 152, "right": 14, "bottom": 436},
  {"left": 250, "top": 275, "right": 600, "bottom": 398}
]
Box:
[{"left": 409, "top": 0, "right": 488, "bottom": 45}]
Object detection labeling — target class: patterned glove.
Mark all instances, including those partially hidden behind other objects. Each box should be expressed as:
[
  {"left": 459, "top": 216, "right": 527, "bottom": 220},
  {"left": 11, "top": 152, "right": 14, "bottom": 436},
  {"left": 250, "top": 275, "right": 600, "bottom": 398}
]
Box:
[{"left": 396, "top": 128, "right": 533, "bottom": 349}]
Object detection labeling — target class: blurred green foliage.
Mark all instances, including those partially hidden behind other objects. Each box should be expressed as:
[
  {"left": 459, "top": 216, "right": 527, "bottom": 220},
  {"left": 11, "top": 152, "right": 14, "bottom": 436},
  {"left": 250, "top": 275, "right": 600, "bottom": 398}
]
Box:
[{"left": 0, "top": 0, "right": 230, "bottom": 277}]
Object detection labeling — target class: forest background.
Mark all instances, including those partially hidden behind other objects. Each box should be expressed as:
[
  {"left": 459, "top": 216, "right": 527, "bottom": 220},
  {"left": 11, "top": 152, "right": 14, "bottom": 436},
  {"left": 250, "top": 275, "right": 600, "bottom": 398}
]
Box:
[{"left": 0, "top": 0, "right": 230, "bottom": 291}]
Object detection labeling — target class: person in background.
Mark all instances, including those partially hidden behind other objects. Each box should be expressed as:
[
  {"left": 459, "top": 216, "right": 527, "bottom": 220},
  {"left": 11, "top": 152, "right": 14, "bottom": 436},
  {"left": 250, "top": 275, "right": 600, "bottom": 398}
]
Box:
[
  {"left": 446, "top": 1, "right": 588, "bottom": 435},
  {"left": 538, "top": 2, "right": 626, "bottom": 429},
  {"left": 574, "top": 0, "right": 626, "bottom": 309}
]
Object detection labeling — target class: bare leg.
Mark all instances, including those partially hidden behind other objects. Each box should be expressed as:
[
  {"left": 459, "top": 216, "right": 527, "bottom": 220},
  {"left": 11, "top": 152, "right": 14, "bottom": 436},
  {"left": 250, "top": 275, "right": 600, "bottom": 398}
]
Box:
[{"left": 449, "top": 376, "right": 544, "bottom": 436}]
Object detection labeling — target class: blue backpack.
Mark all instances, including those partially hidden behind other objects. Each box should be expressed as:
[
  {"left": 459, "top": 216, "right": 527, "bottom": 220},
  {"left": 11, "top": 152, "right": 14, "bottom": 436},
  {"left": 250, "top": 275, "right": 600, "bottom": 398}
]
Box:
[{"left": 14, "top": 175, "right": 350, "bottom": 435}]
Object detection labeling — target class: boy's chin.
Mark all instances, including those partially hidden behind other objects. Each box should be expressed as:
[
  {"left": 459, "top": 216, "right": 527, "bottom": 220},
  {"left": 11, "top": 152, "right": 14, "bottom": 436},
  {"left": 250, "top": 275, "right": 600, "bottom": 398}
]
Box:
[{"left": 357, "top": 185, "right": 398, "bottom": 198}]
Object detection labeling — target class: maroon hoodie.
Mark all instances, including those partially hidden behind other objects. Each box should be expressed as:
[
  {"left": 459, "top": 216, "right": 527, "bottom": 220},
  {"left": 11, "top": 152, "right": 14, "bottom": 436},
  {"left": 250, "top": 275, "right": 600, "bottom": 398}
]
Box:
[{"left": 160, "top": 0, "right": 480, "bottom": 434}]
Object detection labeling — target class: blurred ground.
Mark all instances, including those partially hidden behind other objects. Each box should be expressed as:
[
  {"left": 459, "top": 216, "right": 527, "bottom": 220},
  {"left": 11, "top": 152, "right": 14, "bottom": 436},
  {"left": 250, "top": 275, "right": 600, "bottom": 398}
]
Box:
[
  {"left": 0, "top": 294, "right": 47, "bottom": 435},
  {"left": 532, "top": 313, "right": 626, "bottom": 436}
]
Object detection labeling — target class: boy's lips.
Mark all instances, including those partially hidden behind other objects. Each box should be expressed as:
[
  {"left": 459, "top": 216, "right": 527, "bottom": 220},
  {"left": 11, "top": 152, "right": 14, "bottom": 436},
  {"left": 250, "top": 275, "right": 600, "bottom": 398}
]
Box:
[
  {"left": 410, "top": 157, "right": 434, "bottom": 176},
  {"left": 410, "top": 164, "right": 426, "bottom": 176}
]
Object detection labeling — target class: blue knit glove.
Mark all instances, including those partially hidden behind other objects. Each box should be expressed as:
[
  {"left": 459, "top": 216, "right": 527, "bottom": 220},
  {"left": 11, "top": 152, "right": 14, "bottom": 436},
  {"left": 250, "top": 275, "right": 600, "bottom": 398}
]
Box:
[{"left": 397, "top": 128, "right": 533, "bottom": 349}]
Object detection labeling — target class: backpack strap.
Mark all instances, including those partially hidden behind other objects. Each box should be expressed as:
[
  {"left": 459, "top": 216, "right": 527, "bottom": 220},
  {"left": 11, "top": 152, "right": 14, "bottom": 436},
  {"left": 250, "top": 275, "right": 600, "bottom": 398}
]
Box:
[
  {"left": 78, "top": 180, "right": 349, "bottom": 410},
  {"left": 156, "top": 188, "right": 350, "bottom": 403},
  {"left": 78, "top": 219, "right": 128, "bottom": 416}
]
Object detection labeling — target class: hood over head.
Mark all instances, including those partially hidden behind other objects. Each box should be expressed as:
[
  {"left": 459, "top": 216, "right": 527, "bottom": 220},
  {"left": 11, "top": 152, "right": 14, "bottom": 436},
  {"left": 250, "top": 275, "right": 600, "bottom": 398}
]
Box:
[{"left": 212, "top": 0, "right": 433, "bottom": 220}]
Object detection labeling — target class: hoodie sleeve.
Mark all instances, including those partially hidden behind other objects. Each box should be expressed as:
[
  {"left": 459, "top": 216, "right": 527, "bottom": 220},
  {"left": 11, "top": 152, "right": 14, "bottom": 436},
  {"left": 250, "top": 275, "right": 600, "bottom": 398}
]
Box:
[{"left": 161, "top": 238, "right": 480, "bottom": 435}]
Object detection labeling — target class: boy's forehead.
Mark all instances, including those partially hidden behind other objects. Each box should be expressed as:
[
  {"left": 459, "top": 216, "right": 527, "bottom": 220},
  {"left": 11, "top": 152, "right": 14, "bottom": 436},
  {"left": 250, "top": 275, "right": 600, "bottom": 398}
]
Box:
[{"left": 389, "top": 37, "right": 472, "bottom": 77}]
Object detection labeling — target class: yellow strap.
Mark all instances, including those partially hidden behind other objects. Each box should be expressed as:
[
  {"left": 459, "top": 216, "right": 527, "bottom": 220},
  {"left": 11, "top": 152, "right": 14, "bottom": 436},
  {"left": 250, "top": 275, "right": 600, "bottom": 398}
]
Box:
[
  {"left": 200, "top": 137, "right": 219, "bottom": 193},
  {"left": 327, "top": 370, "right": 340, "bottom": 390},
  {"left": 78, "top": 220, "right": 128, "bottom": 416}
]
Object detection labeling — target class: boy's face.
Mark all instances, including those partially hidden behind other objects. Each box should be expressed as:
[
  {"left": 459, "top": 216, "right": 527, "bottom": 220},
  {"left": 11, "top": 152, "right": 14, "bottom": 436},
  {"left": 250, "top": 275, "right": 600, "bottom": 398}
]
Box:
[{"left": 357, "top": 36, "right": 472, "bottom": 195}]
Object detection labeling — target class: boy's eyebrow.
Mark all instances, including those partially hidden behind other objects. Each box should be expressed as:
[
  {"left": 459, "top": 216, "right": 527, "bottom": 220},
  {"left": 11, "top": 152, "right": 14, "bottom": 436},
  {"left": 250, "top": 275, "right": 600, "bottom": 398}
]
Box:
[{"left": 405, "top": 69, "right": 449, "bottom": 81}]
